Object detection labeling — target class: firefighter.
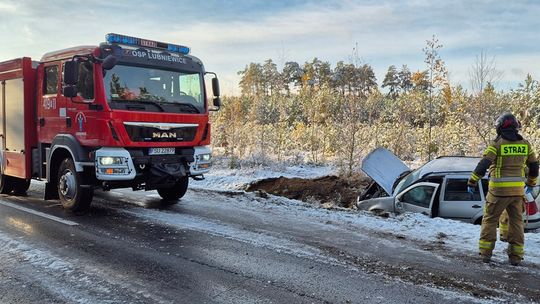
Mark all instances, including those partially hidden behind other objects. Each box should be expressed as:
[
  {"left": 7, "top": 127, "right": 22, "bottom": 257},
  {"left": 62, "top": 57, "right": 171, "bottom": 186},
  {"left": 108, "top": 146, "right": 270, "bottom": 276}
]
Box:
[{"left": 467, "top": 112, "right": 538, "bottom": 266}]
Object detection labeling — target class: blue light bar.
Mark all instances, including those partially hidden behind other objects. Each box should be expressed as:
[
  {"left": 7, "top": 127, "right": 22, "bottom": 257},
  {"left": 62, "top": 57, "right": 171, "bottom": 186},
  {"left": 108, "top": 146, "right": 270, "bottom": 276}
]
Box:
[{"left": 105, "top": 33, "right": 190, "bottom": 55}]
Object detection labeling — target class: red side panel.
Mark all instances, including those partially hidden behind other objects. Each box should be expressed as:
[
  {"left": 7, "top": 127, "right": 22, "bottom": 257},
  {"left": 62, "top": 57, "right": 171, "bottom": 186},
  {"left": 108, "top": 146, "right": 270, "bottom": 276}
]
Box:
[{"left": 0, "top": 57, "right": 36, "bottom": 179}]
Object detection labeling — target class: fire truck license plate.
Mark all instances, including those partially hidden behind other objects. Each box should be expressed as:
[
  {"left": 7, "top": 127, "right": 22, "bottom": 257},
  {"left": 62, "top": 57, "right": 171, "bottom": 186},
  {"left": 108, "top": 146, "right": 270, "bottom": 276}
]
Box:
[{"left": 148, "top": 148, "right": 175, "bottom": 155}]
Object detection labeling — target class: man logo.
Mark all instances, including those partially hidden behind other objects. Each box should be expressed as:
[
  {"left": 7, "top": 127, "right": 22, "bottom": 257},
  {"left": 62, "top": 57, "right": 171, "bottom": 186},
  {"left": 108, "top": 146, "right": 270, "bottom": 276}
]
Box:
[{"left": 152, "top": 132, "right": 177, "bottom": 139}]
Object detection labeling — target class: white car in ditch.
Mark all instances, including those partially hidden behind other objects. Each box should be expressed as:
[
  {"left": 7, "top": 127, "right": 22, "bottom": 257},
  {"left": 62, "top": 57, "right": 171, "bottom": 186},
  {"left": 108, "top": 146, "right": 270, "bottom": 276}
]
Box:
[{"left": 357, "top": 148, "right": 540, "bottom": 230}]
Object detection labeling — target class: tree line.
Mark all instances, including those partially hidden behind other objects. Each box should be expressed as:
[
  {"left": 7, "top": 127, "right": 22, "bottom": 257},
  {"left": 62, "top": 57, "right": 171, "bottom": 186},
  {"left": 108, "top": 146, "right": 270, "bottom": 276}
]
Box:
[{"left": 211, "top": 36, "right": 540, "bottom": 175}]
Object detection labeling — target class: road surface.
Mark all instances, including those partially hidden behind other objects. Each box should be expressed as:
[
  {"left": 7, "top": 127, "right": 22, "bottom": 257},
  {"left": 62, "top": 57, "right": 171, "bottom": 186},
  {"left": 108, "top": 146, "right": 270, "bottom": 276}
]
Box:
[{"left": 0, "top": 182, "right": 539, "bottom": 303}]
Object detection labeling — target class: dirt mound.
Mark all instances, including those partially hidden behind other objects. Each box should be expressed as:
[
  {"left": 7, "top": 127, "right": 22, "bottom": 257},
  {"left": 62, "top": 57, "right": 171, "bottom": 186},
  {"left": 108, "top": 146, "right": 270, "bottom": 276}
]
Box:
[{"left": 245, "top": 175, "right": 370, "bottom": 208}]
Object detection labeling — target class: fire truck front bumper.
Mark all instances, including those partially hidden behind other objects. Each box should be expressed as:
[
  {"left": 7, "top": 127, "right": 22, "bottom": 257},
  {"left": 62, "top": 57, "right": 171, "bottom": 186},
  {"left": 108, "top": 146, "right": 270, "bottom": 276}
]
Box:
[
  {"left": 189, "top": 146, "right": 212, "bottom": 176},
  {"left": 95, "top": 147, "right": 137, "bottom": 181},
  {"left": 94, "top": 146, "right": 211, "bottom": 185}
]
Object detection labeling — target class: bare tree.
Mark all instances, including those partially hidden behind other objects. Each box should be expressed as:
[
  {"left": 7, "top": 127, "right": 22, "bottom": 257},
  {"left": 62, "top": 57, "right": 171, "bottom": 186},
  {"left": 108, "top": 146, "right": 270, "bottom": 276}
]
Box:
[
  {"left": 469, "top": 50, "right": 503, "bottom": 95},
  {"left": 422, "top": 34, "right": 448, "bottom": 160},
  {"left": 465, "top": 50, "right": 504, "bottom": 146}
]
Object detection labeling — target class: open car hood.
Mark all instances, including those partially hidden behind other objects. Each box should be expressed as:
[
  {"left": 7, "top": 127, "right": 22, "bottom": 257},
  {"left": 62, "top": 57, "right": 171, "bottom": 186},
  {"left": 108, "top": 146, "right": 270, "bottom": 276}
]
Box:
[{"left": 361, "top": 147, "right": 410, "bottom": 195}]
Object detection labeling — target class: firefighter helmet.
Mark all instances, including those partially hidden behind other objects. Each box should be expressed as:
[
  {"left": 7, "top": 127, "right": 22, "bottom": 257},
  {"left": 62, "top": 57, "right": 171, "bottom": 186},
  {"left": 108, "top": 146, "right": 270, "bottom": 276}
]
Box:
[{"left": 495, "top": 112, "right": 520, "bottom": 134}]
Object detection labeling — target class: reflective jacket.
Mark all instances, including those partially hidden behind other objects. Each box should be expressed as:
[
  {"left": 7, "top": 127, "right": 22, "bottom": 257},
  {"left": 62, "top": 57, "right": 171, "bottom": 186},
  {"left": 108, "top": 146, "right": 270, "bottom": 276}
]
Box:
[{"left": 469, "top": 137, "right": 539, "bottom": 196}]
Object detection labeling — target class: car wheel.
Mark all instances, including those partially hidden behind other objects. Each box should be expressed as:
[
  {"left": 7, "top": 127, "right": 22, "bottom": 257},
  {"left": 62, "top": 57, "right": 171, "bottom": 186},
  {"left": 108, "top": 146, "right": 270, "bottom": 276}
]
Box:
[
  {"left": 157, "top": 176, "right": 189, "bottom": 203},
  {"left": 57, "top": 158, "right": 93, "bottom": 212}
]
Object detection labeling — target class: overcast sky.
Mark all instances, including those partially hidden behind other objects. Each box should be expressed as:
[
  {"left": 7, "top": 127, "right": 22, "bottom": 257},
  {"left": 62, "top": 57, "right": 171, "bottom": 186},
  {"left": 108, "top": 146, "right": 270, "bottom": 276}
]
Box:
[{"left": 1, "top": 0, "right": 538, "bottom": 95}]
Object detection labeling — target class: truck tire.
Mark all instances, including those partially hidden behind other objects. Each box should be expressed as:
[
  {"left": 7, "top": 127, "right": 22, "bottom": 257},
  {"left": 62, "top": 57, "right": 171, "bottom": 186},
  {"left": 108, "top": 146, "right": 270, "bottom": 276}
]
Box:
[
  {"left": 12, "top": 178, "right": 31, "bottom": 195},
  {"left": 157, "top": 176, "right": 189, "bottom": 203},
  {"left": 57, "top": 158, "right": 93, "bottom": 212},
  {"left": 0, "top": 174, "right": 14, "bottom": 194}
]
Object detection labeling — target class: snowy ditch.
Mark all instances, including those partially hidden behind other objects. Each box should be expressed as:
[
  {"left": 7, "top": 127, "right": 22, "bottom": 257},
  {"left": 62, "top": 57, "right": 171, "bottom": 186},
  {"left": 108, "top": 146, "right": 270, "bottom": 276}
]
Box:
[{"left": 188, "top": 165, "right": 540, "bottom": 267}]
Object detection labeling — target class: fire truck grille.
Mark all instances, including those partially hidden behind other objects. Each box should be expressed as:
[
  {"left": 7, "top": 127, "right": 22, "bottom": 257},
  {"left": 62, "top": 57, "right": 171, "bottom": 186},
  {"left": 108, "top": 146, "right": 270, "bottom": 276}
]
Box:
[{"left": 124, "top": 125, "right": 197, "bottom": 142}]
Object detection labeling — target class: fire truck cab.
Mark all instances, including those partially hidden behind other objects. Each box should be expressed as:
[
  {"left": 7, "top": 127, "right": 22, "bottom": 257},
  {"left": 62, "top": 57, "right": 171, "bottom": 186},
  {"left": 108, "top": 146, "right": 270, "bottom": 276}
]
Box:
[{"left": 0, "top": 33, "right": 221, "bottom": 212}]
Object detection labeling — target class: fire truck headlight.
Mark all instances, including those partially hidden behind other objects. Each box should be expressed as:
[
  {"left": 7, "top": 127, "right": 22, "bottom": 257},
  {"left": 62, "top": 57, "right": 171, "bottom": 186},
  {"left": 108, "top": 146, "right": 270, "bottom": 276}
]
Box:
[
  {"left": 99, "top": 156, "right": 124, "bottom": 166},
  {"left": 200, "top": 154, "right": 211, "bottom": 161}
]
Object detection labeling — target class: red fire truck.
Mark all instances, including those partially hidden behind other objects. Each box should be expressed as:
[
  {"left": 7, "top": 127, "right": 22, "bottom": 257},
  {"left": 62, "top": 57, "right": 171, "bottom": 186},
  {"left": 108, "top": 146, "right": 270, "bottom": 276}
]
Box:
[{"left": 0, "top": 33, "right": 221, "bottom": 212}]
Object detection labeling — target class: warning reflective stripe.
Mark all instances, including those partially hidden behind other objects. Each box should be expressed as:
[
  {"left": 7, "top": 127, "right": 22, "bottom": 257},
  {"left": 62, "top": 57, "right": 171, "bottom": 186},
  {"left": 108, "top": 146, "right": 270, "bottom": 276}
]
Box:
[
  {"left": 479, "top": 240, "right": 495, "bottom": 250},
  {"left": 485, "top": 146, "right": 497, "bottom": 155},
  {"left": 510, "top": 245, "right": 524, "bottom": 254},
  {"left": 490, "top": 177, "right": 526, "bottom": 182},
  {"left": 499, "top": 223, "right": 508, "bottom": 231},
  {"left": 496, "top": 156, "right": 502, "bottom": 178},
  {"left": 470, "top": 172, "right": 481, "bottom": 182},
  {"left": 489, "top": 181, "right": 525, "bottom": 188}
]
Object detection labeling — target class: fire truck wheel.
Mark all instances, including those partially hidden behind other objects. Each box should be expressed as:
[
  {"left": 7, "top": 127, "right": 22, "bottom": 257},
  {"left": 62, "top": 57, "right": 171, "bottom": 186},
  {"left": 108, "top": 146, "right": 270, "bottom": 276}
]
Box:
[
  {"left": 57, "top": 158, "right": 93, "bottom": 212},
  {"left": 12, "top": 178, "right": 31, "bottom": 195},
  {"left": 157, "top": 176, "right": 189, "bottom": 203},
  {"left": 0, "top": 174, "right": 14, "bottom": 194}
]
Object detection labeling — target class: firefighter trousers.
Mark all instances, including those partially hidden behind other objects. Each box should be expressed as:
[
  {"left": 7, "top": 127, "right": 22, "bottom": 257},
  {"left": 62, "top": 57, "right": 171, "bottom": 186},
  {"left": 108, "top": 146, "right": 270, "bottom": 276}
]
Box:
[
  {"left": 479, "top": 193, "right": 524, "bottom": 259},
  {"left": 499, "top": 210, "right": 509, "bottom": 241}
]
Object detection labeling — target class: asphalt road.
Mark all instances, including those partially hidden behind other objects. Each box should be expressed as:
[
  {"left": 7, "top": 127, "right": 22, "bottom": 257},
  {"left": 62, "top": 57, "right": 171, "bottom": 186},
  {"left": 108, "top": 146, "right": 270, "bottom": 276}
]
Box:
[{"left": 0, "top": 182, "right": 539, "bottom": 304}]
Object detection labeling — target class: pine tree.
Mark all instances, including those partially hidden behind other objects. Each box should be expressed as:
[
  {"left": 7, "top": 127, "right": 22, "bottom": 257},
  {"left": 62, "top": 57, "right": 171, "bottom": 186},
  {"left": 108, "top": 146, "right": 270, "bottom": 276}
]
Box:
[{"left": 382, "top": 65, "right": 400, "bottom": 99}]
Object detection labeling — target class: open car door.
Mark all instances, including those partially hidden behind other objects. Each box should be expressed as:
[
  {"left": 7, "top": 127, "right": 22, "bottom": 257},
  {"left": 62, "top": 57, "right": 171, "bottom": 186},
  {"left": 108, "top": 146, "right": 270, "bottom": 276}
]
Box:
[
  {"left": 361, "top": 147, "right": 410, "bottom": 196},
  {"left": 394, "top": 182, "right": 439, "bottom": 217}
]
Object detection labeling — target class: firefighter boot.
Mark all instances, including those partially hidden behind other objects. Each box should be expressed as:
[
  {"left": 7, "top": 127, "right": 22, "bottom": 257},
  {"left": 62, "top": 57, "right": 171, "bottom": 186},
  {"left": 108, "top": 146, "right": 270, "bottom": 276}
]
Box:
[
  {"left": 480, "top": 253, "right": 491, "bottom": 263},
  {"left": 508, "top": 244, "right": 524, "bottom": 266},
  {"left": 509, "top": 256, "right": 521, "bottom": 266}
]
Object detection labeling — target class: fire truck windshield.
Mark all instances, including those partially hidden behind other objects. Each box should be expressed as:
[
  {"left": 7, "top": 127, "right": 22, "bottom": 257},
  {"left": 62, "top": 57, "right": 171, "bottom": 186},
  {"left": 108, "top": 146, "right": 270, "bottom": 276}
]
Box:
[{"left": 104, "top": 64, "right": 204, "bottom": 114}]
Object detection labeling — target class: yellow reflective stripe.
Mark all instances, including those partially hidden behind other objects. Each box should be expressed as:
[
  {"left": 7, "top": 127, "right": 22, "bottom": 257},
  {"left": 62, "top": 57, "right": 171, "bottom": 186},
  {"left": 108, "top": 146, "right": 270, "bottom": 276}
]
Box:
[
  {"left": 490, "top": 177, "right": 525, "bottom": 182},
  {"left": 497, "top": 156, "right": 502, "bottom": 178},
  {"left": 510, "top": 245, "right": 524, "bottom": 254},
  {"left": 470, "top": 172, "right": 481, "bottom": 182},
  {"left": 499, "top": 223, "right": 508, "bottom": 231},
  {"left": 485, "top": 146, "right": 497, "bottom": 155},
  {"left": 479, "top": 240, "right": 495, "bottom": 250},
  {"left": 489, "top": 181, "right": 525, "bottom": 188}
]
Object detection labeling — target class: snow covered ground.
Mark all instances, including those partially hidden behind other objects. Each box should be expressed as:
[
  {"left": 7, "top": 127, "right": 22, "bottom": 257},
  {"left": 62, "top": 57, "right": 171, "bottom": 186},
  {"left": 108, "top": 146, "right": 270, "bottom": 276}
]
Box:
[
  {"left": 192, "top": 164, "right": 540, "bottom": 267},
  {"left": 190, "top": 163, "right": 335, "bottom": 191}
]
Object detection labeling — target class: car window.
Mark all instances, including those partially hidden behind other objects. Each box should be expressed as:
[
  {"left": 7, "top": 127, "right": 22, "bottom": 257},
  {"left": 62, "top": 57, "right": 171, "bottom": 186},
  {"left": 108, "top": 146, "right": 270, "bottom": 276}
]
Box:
[
  {"left": 401, "top": 186, "right": 435, "bottom": 208},
  {"left": 444, "top": 179, "right": 481, "bottom": 201}
]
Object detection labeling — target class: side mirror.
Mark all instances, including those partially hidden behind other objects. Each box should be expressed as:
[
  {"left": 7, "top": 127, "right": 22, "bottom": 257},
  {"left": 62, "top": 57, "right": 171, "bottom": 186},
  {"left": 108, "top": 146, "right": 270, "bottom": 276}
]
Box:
[
  {"left": 213, "top": 97, "right": 222, "bottom": 108},
  {"left": 63, "top": 61, "right": 79, "bottom": 85},
  {"left": 101, "top": 55, "right": 118, "bottom": 70},
  {"left": 212, "top": 77, "right": 220, "bottom": 97},
  {"left": 209, "top": 77, "right": 221, "bottom": 111},
  {"left": 62, "top": 85, "right": 78, "bottom": 98}
]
